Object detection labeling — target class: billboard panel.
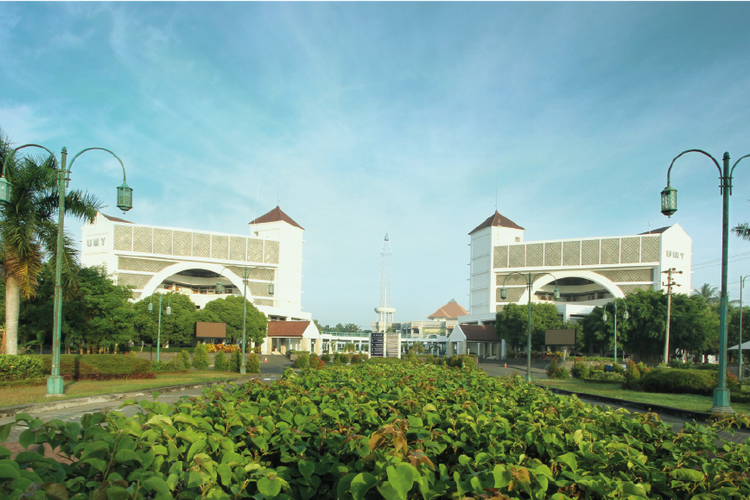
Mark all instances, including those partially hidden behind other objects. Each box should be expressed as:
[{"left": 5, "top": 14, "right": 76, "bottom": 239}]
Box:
[
  {"left": 196, "top": 322, "right": 227, "bottom": 338},
  {"left": 545, "top": 329, "right": 575, "bottom": 346}
]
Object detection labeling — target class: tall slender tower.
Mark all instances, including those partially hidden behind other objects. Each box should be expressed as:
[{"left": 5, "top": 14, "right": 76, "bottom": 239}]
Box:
[{"left": 374, "top": 233, "right": 395, "bottom": 332}]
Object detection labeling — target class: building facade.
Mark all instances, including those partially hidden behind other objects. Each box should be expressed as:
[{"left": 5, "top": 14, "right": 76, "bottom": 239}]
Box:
[
  {"left": 81, "top": 207, "right": 311, "bottom": 324},
  {"left": 460, "top": 211, "right": 692, "bottom": 325}
]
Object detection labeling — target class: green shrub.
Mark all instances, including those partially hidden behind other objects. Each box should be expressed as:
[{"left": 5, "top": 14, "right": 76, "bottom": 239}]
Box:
[
  {"left": 636, "top": 361, "right": 649, "bottom": 374},
  {"left": 631, "top": 368, "right": 721, "bottom": 395},
  {"left": 321, "top": 354, "right": 331, "bottom": 362},
  {"left": 192, "top": 343, "right": 210, "bottom": 370},
  {"left": 546, "top": 359, "right": 559, "bottom": 377},
  {"left": 610, "top": 362, "right": 625, "bottom": 374},
  {"left": 571, "top": 360, "right": 589, "bottom": 379},
  {"left": 447, "top": 355, "right": 476, "bottom": 369},
  {"left": 693, "top": 363, "right": 719, "bottom": 371},
  {"left": 293, "top": 353, "right": 310, "bottom": 369},
  {"left": 669, "top": 359, "right": 694, "bottom": 370},
  {"left": 350, "top": 354, "right": 362, "bottom": 364},
  {"left": 228, "top": 350, "right": 242, "bottom": 373},
  {"left": 246, "top": 354, "right": 261, "bottom": 374},
  {"left": 625, "top": 361, "right": 641, "bottom": 380},
  {"left": 179, "top": 350, "right": 192, "bottom": 369},
  {"left": 586, "top": 371, "right": 625, "bottom": 383},
  {"left": 151, "top": 358, "right": 187, "bottom": 373},
  {"left": 407, "top": 351, "right": 417, "bottom": 363},
  {"left": 38, "top": 354, "right": 154, "bottom": 380},
  {"left": 282, "top": 367, "right": 295, "bottom": 380},
  {"left": 0, "top": 354, "right": 44, "bottom": 381},
  {"left": 213, "top": 351, "right": 227, "bottom": 371}
]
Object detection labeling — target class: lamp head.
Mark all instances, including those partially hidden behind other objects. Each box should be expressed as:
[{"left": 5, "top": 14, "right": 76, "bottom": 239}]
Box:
[
  {"left": 0, "top": 176, "right": 10, "bottom": 206},
  {"left": 500, "top": 287, "right": 507, "bottom": 300},
  {"left": 117, "top": 183, "right": 133, "bottom": 212},
  {"left": 660, "top": 185, "right": 677, "bottom": 217},
  {"left": 216, "top": 281, "right": 225, "bottom": 294},
  {"left": 148, "top": 301, "right": 153, "bottom": 312},
  {"left": 268, "top": 283, "right": 275, "bottom": 295},
  {"left": 553, "top": 286, "right": 560, "bottom": 301},
  {"left": 166, "top": 305, "right": 171, "bottom": 316},
  {"left": 602, "top": 312, "right": 608, "bottom": 322},
  {"left": 623, "top": 310, "right": 629, "bottom": 321}
]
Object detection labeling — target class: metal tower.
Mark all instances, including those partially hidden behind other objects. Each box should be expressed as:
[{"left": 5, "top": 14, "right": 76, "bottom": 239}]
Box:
[{"left": 374, "top": 233, "right": 395, "bottom": 332}]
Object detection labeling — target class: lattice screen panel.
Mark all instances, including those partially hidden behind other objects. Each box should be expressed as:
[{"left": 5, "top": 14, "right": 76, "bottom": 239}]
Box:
[
  {"left": 248, "top": 281, "right": 272, "bottom": 297},
  {"left": 544, "top": 242, "right": 562, "bottom": 267},
  {"left": 133, "top": 227, "right": 153, "bottom": 253},
  {"left": 225, "top": 267, "right": 276, "bottom": 281},
  {"left": 621, "top": 237, "right": 640, "bottom": 264},
  {"left": 494, "top": 246, "right": 508, "bottom": 268},
  {"left": 114, "top": 225, "right": 132, "bottom": 251},
  {"left": 526, "top": 243, "right": 543, "bottom": 267},
  {"left": 212, "top": 236, "right": 229, "bottom": 260},
  {"left": 265, "top": 241, "right": 280, "bottom": 264},
  {"left": 601, "top": 239, "right": 620, "bottom": 265},
  {"left": 118, "top": 257, "right": 176, "bottom": 273},
  {"left": 153, "top": 229, "right": 172, "bottom": 255},
  {"left": 509, "top": 245, "right": 526, "bottom": 268},
  {"left": 230, "top": 237, "right": 246, "bottom": 261},
  {"left": 618, "top": 284, "right": 653, "bottom": 295},
  {"left": 173, "top": 231, "right": 192, "bottom": 257},
  {"left": 248, "top": 239, "right": 264, "bottom": 263},
  {"left": 563, "top": 241, "right": 581, "bottom": 266},
  {"left": 641, "top": 236, "right": 659, "bottom": 262},
  {"left": 117, "top": 273, "right": 151, "bottom": 290},
  {"left": 496, "top": 274, "right": 528, "bottom": 286},
  {"left": 254, "top": 299, "right": 273, "bottom": 307},
  {"left": 596, "top": 269, "right": 653, "bottom": 283},
  {"left": 496, "top": 287, "right": 525, "bottom": 302},
  {"left": 581, "top": 240, "right": 600, "bottom": 265},
  {"left": 132, "top": 292, "right": 141, "bottom": 300},
  {"left": 192, "top": 233, "right": 210, "bottom": 258}
]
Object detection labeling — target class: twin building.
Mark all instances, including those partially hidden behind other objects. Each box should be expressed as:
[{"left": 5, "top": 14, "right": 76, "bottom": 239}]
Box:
[{"left": 81, "top": 208, "right": 691, "bottom": 357}]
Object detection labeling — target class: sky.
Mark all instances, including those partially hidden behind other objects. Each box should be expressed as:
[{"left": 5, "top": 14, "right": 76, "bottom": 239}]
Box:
[{"left": 2, "top": 2, "right": 750, "bottom": 329}]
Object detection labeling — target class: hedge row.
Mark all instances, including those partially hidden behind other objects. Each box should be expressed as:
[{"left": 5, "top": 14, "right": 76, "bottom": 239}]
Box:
[
  {"left": 35, "top": 354, "right": 154, "bottom": 381},
  {"left": 0, "top": 355, "right": 44, "bottom": 381}
]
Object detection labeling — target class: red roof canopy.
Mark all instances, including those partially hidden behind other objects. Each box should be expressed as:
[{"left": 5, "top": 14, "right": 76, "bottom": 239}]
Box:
[
  {"left": 469, "top": 211, "right": 524, "bottom": 235},
  {"left": 428, "top": 299, "right": 468, "bottom": 319},
  {"left": 268, "top": 321, "right": 310, "bottom": 337},
  {"left": 249, "top": 206, "right": 304, "bottom": 230}
]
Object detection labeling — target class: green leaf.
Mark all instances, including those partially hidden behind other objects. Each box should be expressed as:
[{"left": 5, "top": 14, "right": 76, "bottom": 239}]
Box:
[
  {"left": 107, "top": 486, "right": 131, "bottom": 500},
  {"left": 0, "top": 423, "right": 11, "bottom": 443},
  {"left": 82, "top": 441, "right": 110, "bottom": 459},
  {"left": 298, "top": 459, "right": 315, "bottom": 481},
  {"left": 46, "top": 483, "right": 69, "bottom": 500},
  {"left": 83, "top": 457, "right": 108, "bottom": 473},
  {"left": 144, "top": 476, "right": 172, "bottom": 495},
  {"left": 0, "top": 446, "right": 10, "bottom": 460},
  {"left": 423, "top": 403, "right": 437, "bottom": 412},
  {"left": 337, "top": 473, "right": 357, "bottom": 500},
  {"left": 350, "top": 472, "right": 378, "bottom": 500},
  {"left": 557, "top": 452, "right": 577, "bottom": 471},
  {"left": 187, "top": 439, "right": 207, "bottom": 463},
  {"left": 257, "top": 476, "right": 282, "bottom": 498},
  {"left": 18, "top": 429, "right": 36, "bottom": 449},
  {"left": 217, "top": 463, "right": 233, "bottom": 486},
  {"left": 384, "top": 464, "right": 415, "bottom": 500},
  {"left": 671, "top": 468, "right": 705, "bottom": 482},
  {"left": 115, "top": 449, "right": 142, "bottom": 463},
  {"left": 0, "top": 463, "right": 21, "bottom": 479}
]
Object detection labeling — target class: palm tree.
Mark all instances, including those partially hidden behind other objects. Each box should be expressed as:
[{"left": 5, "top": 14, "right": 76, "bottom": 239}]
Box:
[
  {"left": 692, "top": 283, "right": 720, "bottom": 305},
  {"left": 0, "top": 131, "right": 102, "bottom": 354},
  {"left": 734, "top": 221, "right": 750, "bottom": 241}
]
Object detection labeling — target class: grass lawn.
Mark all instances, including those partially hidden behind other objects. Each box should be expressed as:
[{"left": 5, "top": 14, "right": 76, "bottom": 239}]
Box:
[
  {"left": 537, "top": 378, "right": 750, "bottom": 415},
  {"left": 0, "top": 371, "right": 240, "bottom": 409}
]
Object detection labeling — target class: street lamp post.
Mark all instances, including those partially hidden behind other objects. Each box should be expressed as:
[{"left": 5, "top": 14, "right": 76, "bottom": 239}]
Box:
[
  {"left": 739, "top": 275, "right": 749, "bottom": 382},
  {"left": 500, "top": 272, "right": 560, "bottom": 382},
  {"left": 602, "top": 301, "right": 628, "bottom": 364},
  {"left": 148, "top": 295, "right": 171, "bottom": 362},
  {"left": 1, "top": 144, "right": 131, "bottom": 396},
  {"left": 661, "top": 149, "right": 750, "bottom": 414},
  {"left": 216, "top": 266, "right": 274, "bottom": 374}
]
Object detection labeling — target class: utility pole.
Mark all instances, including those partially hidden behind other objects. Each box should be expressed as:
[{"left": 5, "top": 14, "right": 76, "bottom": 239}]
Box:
[{"left": 662, "top": 267, "right": 682, "bottom": 364}]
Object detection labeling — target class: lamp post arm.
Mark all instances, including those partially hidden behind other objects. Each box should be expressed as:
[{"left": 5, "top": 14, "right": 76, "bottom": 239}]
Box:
[
  {"left": 1, "top": 144, "right": 58, "bottom": 177},
  {"left": 68, "top": 147, "right": 128, "bottom": 183},
  {"left": 666, "top": 149, "right": 722, "bottom": 186},
  {"left": 729, "top": 155, "right": 750, "bottom": 190}
]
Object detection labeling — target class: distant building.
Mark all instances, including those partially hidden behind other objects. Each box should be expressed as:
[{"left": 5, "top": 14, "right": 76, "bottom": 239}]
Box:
[
  {"left": 459, "top": 211, "right": 692, "bottom": 326},
  {"left": 81, "top": 207, "right": 312, "bottom": 329}
]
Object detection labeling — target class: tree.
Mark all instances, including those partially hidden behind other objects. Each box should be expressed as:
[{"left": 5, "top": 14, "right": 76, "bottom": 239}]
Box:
[
  {"left": 202, "top": 295, "right": 268, "bottom": 345},
  {"left": 495, "top": 302, "right": 563, "bottom": 351},
  {"left": 133, "top": 292, "right": 198, "bottom": 347},
  {"left": 0, "top": 131, "right": 102, "bottom": 354},
  {"left": 692, "top": 283, "right": 720, "bottom": 305}
]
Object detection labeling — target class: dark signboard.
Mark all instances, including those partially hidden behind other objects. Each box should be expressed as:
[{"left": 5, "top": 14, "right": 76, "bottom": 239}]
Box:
[
  {"left": 371, "top": 332, "right": 384, "bottom": 357},
  {"left": 545, "top": 329, "right": 576, "bottom": 346}
]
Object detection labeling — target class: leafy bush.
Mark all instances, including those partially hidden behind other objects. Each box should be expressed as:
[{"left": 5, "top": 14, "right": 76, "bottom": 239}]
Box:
[
  {"left": 586, "top": 371, "right": 625, "bottom": 383},
  {"left": 630, "top": 368, "right": 727, "bottom": 396},
  {"left": 350, "top": 354, "right": 362, "bottom": 364},
  {"left": 637, "top": 361, "right": 650, "bottom": 374},
  {"left": 693, "top": 363, "right": 720, "bottom": 371},
  {"left": 320, "top": 353, "right": 331, "bottom": 362},
  {"left": 293, "top": 353, "right": 310, "bottom": 369},
  {"left": 547, "top": 359, "right": 559, "bottom": 377},
  {"left": 547, "top": 359, "right": 570, "bottom": 379},
  {"left": 192, "top": 343, "right": 210, "bottom": 370},
  {"left": 151, "top": 359, "right": 186, "bottom": 373},
  {"left": 228, "top": 349, "right": 242, "bottom": 373},
  {"left": 38, "top": 354, "right": 154, "bottom": 380},
  {"left": 571, "top": 360, "right": 589, "bottom": 379},
  {"left": 669, "top": 359, "right": 694, "bottom": 370},
  {"left": 213, "top": 351, "right": 227, "bottom": 371},
  {"left": 246, "top": 353, "right": 261, "bottom": 374},
  {"left": 204, "top": 343, "right": 240, "bottom": 354},
  {"left": 447, "top": 355, "right": 476, "bottom": 369},
  {"left": 282, "top": 366, "right": 295, "bottom": 379},
  {"left": 625, "top": 361, "right": 641, "bottom": 380},
  {"left": 179, "top": 350, "right": 192, "bottom": 369},
  {"left": 0, "top": 355, "right": 44, "bottom": 381}
]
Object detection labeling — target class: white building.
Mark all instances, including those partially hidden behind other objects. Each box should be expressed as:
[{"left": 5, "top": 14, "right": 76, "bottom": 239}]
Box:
[
  {"left": 460, "top": 211, "right": 692, "bottom": 325},
  {"left": 80, "top": 207, "right": 311, "bottom": 326}
]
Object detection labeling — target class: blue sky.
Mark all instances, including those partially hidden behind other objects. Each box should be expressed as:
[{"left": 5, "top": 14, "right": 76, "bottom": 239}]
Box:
[{"left": 2, "top": 2, "right": 750, "bottom": 328}]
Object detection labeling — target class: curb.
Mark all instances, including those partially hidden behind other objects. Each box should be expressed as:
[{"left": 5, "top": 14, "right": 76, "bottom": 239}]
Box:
[
  {"left": 0, "top": 375, "right": 272, "bottom": 419},
  {"left": 540, "top": 385, "right": 715, "bottom": 422}
]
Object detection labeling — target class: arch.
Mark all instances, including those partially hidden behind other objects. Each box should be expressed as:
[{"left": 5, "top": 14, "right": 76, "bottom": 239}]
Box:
[
  {"left": 516, "top": 270, "right": 625, "bottom": 304},
  {"left": 139, "top": 262, "right": 256, "bottom": 302}
]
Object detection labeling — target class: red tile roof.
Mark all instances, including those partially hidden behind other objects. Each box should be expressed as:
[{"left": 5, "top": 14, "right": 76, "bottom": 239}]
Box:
[
  {"left": 428, "top": 299, "right": 468, "bottom": 320},
  {"left": 459, "top": 325, "right": 498, "bottom": 341},
  {"left": 469, "top": 211, "right": 524, "bottom": 235},
  {"left": 102, "top": 213, "right": 133, "bottom": 224},
  {"left": 268, "top": 321, "right": 310, "bottom": 337},
  {"left": 249, "top": 206, "right": 304, "bottom": 230}
]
